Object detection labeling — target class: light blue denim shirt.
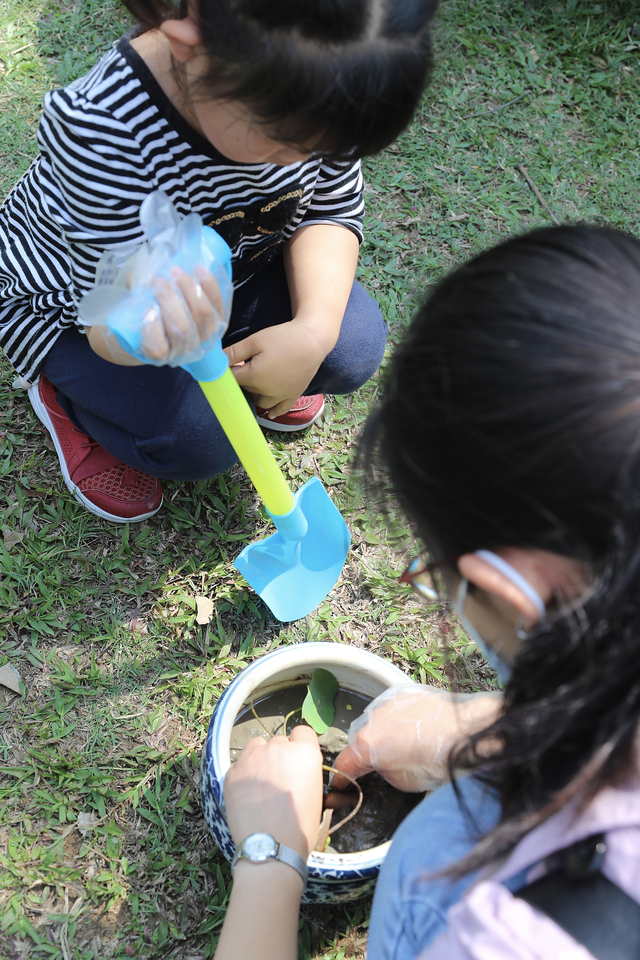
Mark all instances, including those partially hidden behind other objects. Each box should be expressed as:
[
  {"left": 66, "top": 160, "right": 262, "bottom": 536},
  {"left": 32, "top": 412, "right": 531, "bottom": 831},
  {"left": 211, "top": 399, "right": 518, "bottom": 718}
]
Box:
[{"left": 367, "top": 777, "right": 526, "bottom": 960}]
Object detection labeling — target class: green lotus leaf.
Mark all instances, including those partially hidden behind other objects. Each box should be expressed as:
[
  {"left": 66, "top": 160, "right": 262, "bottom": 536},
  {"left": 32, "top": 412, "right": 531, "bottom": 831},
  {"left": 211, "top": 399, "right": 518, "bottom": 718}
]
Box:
[{"left": 301, "top": 668, "right": 338, "bottom": 735}]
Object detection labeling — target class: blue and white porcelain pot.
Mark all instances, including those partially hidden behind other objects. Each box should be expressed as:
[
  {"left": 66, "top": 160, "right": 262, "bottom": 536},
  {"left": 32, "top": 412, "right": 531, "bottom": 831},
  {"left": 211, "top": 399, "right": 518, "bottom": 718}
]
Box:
[{"left": 200, "top": 641, "right": 411, "bottom": 902}]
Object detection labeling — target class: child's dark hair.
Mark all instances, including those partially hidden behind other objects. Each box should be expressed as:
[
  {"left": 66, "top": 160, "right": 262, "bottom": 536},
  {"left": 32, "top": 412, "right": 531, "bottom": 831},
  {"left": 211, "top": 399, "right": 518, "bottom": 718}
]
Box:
[
  {"left": 366, "top": 225, "right": 640, "bottom": 869},
  {"left": 122, "top": 0, "right": 437, "bottom": 159}
]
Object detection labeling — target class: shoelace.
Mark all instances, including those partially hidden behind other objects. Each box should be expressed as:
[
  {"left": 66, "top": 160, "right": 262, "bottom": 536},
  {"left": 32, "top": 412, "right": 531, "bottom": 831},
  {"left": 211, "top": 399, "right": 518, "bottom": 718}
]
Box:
[
  {"left": 74, "top": 426, "right": 102, "bottom": 456},
  {"left": 74, "top": 427, "right": 139, "bottom": 487}
]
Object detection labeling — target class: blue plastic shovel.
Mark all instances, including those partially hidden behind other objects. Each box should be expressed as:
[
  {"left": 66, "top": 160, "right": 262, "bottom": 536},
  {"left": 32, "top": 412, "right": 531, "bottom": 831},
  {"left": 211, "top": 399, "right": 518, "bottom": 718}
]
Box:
[{"left": 185, "top": 343, "right": 351, "bottom": 621}]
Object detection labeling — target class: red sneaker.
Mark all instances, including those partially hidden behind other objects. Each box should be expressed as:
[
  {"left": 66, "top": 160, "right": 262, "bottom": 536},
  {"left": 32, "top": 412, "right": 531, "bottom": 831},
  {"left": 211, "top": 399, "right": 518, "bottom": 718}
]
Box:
[
  {"left": 28, "top": 376, "right": 163, "bottom": 523},
  {"left": 255, "top": 394, "right": 325, "bottom": 432}
]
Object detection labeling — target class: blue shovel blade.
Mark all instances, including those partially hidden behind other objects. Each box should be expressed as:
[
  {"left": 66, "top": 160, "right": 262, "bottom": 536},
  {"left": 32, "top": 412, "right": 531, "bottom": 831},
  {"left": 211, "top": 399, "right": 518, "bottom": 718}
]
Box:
[{"left": 233, "top": 476, "right": 350, "bottom": 621}]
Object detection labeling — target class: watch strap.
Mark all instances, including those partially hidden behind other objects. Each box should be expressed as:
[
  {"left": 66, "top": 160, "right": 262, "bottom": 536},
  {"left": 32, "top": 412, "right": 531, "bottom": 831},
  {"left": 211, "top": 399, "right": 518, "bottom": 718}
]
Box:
[
  {"left": 274, "top": 842, "right": 308, "bottom": 888},
  {"left": 232, "top": 835, "right": 308, "bottom": 888}
]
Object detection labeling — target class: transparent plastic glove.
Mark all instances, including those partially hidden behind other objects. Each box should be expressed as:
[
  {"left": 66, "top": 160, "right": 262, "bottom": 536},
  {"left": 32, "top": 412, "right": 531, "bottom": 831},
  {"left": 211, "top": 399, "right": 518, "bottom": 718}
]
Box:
[
  {"left": 78, "top": 191, "right": 233, "bottom": 367},
  {"left": 332, "top": 684, "right": 503, "bottom": 793}
]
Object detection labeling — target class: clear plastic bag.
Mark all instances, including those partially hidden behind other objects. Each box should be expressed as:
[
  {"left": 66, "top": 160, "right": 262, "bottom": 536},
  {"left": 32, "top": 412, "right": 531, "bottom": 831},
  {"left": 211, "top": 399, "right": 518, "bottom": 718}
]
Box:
[{"left": 78, "top": 191, "right": 234, "bottom": 367}]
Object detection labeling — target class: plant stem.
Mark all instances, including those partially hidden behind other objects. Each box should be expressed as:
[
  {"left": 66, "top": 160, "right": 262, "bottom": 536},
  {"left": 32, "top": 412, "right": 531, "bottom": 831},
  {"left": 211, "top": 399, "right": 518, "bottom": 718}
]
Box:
[
  {"left": 321, "top": 766, "right": 364, "bottom": 834},
  {"left": 282, "top": 707, "right": 302, "bottom": 735},
  {"left": 249, "top": 700, "right": 274, "bottom": 739}
]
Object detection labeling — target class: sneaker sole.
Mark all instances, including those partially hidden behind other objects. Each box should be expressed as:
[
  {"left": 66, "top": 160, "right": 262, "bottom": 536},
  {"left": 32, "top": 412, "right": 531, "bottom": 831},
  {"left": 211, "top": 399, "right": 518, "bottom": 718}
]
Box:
[
  {"left": 255, "top": 398, "right": 325, "bottom": 432},
  {"left": 28, "top": 380, "right": 162, "bottom": 524}
]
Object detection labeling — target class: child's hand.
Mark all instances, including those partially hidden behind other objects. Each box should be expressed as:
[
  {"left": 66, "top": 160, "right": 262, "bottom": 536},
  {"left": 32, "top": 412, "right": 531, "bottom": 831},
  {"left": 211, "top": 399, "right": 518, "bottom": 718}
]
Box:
[
  {"left": 224, "top": 320, "right": 329, "bottom": 417},
  {"left": 140, "top": 265, "right": 224, "bottom": 364},
  {"left": 223, "top": 725, "right": 323, "bottom": 860},
  {"left": 86, "top": 265, "right": 225, "bottom": 367}
]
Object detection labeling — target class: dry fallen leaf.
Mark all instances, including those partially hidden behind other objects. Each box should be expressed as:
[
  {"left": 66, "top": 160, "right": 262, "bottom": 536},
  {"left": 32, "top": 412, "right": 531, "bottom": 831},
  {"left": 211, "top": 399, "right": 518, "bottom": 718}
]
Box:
[
  {"left": 77, "top": 812, "right": 99, "bottom": 835},
  {"left": 195, "top": 596, "right": 214, "bottom": 625},
  {"left": 3, "top": 529, "right": 24, "bottom": 550},
  {"left": 0, "top": 664, "right": 22, "bottom": 695}
]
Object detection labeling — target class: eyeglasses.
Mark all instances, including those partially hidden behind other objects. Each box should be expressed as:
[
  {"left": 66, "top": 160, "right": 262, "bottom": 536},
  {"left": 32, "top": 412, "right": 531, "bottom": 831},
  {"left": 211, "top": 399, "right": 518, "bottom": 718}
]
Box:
[{"left": 399, "top": 554, "right": 459, "bottom": 603}]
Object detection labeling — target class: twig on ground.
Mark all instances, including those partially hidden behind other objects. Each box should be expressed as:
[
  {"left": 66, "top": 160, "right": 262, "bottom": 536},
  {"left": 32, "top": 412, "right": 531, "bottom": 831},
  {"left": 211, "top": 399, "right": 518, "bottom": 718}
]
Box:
[
  {"left": 10, "top": 41, "right": 34, "bottom": 56},
  {"left": 111, "top": 709, "right": 147, "bottom": 721},
  {"left": 465, "top": 90, "right": 530, "bottom": 120},
  {"left": 517, "top": 163, "right": 560, "bottom": 225}
]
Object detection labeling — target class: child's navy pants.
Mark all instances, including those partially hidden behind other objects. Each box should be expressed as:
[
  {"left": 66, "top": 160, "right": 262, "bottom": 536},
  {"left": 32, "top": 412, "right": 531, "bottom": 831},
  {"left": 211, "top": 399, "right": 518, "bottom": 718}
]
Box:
[{"left": 42, "top": 253, "right": 387, "bottom": 480}]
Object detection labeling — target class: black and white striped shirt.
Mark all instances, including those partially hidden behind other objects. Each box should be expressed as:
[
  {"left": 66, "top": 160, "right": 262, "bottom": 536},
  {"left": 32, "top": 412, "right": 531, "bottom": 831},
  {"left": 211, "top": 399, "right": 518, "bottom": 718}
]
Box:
[{"left": 0, "top": 36, "right": 364, "bottom": 381}]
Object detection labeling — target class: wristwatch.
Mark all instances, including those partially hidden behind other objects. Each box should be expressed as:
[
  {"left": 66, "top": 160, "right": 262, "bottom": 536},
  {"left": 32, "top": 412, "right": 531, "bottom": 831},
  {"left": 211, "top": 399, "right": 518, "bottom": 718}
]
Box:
[{"left": 231, "top": 832, "right": 308, "bottom": 888}]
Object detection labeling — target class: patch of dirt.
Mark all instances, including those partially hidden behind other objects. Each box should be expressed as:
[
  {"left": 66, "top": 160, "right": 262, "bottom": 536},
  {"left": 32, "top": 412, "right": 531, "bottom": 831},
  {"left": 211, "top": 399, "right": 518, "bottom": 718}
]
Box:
[{"left": 73, "top": 901, "right": 131, "bottom": 958}]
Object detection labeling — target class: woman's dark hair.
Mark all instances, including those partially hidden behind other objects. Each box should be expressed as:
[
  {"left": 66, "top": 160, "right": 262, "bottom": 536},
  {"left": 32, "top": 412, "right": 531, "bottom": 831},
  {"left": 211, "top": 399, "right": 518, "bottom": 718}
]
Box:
[
  {"left": 368, "top": 225, "right": 640, "bottom": 870},
  {"left": 121, "top": 0, "right": 437, "bottom": 159}
]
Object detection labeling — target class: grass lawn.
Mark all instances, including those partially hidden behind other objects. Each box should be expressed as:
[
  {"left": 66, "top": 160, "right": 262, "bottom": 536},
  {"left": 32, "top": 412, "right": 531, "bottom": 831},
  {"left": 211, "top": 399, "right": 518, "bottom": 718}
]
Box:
[{"left": 0, "top": 0, "right": 638, "bottom": 956}]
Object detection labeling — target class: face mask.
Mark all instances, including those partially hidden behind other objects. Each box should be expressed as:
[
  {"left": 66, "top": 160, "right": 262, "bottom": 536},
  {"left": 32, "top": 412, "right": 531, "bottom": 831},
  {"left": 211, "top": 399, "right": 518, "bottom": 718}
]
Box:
[{"left": 452, "top": 550, "right": 546, "bottom": 686}]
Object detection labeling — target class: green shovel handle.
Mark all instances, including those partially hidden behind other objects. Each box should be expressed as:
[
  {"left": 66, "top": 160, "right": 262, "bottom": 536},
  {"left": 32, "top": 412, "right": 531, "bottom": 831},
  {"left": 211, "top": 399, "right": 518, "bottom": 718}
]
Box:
[{"left": 198, "top": 368, "right": 295, "bottom": 518}]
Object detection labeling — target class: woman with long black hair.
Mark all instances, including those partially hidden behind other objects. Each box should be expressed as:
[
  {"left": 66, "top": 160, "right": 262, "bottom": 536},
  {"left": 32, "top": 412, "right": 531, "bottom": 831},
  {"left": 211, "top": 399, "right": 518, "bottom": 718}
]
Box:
[{"left": 218, "top": 225, "right": 640, "bottom": 959}]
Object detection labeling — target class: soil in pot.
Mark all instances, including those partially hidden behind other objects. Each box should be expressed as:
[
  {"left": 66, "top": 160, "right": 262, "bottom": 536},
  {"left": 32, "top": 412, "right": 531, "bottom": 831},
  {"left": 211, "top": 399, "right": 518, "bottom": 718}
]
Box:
[{"left": 229, "top": 685, "right": 425, "bottom": 855}]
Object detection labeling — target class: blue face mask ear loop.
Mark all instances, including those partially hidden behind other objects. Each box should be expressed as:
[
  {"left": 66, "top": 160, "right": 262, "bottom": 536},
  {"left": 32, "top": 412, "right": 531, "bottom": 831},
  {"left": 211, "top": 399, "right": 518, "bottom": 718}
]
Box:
[
  {"left": 474, "top": 550, "right": 547, "bottom": 626},
  {"left": 453, "top": 576, "right": 514, "bottom": 685},
  {"left": 452, "top": 553, "right": 547, "bottom": 685}
]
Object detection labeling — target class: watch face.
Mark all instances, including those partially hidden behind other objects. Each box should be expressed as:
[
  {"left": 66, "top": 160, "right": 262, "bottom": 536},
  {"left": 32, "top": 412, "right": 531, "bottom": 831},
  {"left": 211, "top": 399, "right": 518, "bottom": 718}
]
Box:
[{"left": 243, "top": 833, "right": 277, "bottom": 861}]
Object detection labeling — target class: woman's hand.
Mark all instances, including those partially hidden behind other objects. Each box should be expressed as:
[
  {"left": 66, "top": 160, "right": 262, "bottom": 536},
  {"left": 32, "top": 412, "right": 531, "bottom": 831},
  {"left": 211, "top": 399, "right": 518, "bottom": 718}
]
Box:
[
  {"left": 224, "top": 318, "right": 329, "bottom": 418},
  {"left": 215, "top": 726, "right": 322, "bottom": 960},
  {"left": 332, "top": 684, "right": 503, "bottom": 794},
  {"left": 223, "top": 725, "right": 324, "bottom": 860}
]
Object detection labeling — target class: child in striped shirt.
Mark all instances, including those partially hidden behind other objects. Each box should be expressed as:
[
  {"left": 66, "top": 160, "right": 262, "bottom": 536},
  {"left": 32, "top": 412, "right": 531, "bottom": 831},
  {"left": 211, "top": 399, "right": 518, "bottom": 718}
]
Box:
[{"left": 0, "top": 0, "right": 435, "bottom": 522}]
